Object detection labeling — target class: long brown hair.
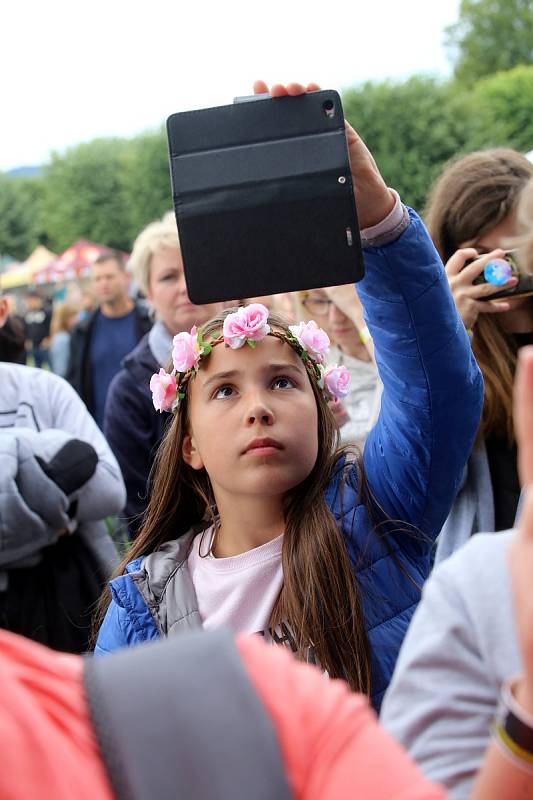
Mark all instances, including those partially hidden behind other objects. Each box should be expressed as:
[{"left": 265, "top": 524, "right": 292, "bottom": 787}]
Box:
[
  {"left": 94, "top": 311, "right": 372, "bottom": 692},
  {"left": 425, "top": 148, "right": 533, "bottom": 443}
]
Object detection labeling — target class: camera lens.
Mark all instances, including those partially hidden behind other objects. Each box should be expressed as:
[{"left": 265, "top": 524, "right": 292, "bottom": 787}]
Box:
[{"left": 323, "top": 100, "right": 335, "bottom": 118}]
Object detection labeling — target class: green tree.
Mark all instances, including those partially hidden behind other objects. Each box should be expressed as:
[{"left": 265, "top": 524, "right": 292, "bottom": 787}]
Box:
[
  {"left": 342, "top": 76, "right": 475, "bottom": 211},
  {"left": 0, "top": 173, "right": 43, "bottom": 261},
  {"left": 468, "top": 65, "right": 533, "bottom": 152},
  {"left": 119, "top": 128, "right": 173, "bottom": 241},
  {"left": 445, "top": 0, "right": 533, "bottom": 85},
  {"left": 41, "top": 138, "right": 131, "bottom": 252}
]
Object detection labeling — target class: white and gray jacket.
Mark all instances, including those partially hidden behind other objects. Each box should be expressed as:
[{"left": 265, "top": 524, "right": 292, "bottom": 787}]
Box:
[
  {"left": 380, "top": 530, "right": 521, "bottom": 800},
  {"left": 0, "top": 363, "right": 126, "bottom": 576}
]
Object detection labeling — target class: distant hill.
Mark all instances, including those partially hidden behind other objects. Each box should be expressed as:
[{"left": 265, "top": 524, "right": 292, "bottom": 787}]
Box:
[{"left": 6, "top": 165, "right": 42, "bottom": 178}]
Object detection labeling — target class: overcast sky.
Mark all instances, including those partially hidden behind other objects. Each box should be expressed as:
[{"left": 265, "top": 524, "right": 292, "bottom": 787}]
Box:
[{"left": 1, "top": 0, "right": 461, "bottom": 171}]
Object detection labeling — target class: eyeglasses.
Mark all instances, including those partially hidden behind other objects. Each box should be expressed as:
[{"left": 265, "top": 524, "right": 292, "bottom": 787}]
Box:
[{"left": 302, "top": 296, "right": 333, "bottom": 317}]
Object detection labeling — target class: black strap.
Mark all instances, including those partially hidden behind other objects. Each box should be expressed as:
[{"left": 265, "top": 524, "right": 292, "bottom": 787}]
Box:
[{"left": 84, "top": 629, "right": 292, "bottom": 800}]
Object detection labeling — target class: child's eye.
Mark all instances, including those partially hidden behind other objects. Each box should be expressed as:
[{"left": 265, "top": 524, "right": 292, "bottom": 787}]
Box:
[
  {"left": 272, "top": 376, "right": 296, "bottom": 390},
  {"left": 213, "top": 385, "right": 234, "bottom": 400}
]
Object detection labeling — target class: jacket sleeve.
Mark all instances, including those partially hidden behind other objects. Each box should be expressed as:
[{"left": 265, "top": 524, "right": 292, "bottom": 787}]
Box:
[
  {"left": 358, "top": 208, "right": 483, "bottom": 546},
  {"left": 94, "top": 601, "right": 136, "bottom": 656},
  {"left": 379, "top": 534, "right": 518, "bottom": 799},
  {"left": 0, "top": 432, "right": 68, "bottom": 566},
  {"left": 94, "top": 572, "right": 161, "bottom": 655},
  {"left": 104, "top": 369, "right": 159, "bottom": 535},
  {"left": 45, "top": 372, "right": 126, "bottom": 520}
]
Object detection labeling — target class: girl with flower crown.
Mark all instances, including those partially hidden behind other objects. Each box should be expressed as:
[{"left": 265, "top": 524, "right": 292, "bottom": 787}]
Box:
[{"left": 93, "top": 81, "right": 483, "bottom": 709}]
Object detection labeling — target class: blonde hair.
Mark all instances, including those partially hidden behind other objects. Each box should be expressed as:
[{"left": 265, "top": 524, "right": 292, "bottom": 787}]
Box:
[
  {"left": 50, "top": 302, "right": 79, "bottom": 337},
  {"left": 129, "top": 212, "right": 181, "bottom": 295},
  {"left": 425, "top": 148, "right": 533, "bottom": 444}
]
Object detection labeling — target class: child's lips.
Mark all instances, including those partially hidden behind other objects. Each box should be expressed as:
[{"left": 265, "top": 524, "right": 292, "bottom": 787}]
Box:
[{"left": 243, "top": 437, "right": 283, "bottom": 455}]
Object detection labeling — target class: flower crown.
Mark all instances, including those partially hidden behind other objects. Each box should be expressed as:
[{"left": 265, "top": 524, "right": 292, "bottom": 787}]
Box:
[{"left": 150, "top": 303, "right": 351, "bottom": 413}]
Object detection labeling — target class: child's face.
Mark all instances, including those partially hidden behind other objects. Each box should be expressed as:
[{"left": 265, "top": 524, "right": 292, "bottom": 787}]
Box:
[{"left": 183, "top": 335, "right": 319, "bottom": 501}]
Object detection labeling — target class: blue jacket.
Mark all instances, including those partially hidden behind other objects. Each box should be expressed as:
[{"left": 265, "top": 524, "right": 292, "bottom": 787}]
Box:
[{"left": 95, "top": 210, "right": 483, "bottom": 709}]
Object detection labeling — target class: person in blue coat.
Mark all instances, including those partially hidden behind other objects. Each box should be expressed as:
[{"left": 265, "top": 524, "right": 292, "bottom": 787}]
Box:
[{"left": 93, "top": 81, "right": 483, "bottom": 710}]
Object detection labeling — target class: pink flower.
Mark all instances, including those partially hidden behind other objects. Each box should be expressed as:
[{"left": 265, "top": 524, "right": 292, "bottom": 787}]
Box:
[
  {"left": 322, "top": 365, "right": 350, "bottom": 400},
  {"left": 150, "top": 369, "right": 178, "bottom": 412},
  {"left": 223, "top": 304, "right": 270, "bottom": 349},
  {"left": 289, "top": 321, "right": 330, "bottom": 364},
  {"left": 172, "top": 326, "right": 202, "bottom": 372}
]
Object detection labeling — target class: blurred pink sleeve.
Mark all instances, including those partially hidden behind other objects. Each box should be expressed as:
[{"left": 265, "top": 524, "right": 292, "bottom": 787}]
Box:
[{"left": 237, "top": 634, "right": 446, "bottom": 800}]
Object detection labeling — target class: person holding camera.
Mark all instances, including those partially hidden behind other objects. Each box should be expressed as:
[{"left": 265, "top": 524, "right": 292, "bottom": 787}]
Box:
[
  {"left": 93, "top": 81, "right": 482, "bottom": 711},
  {"left": 424, "top": 149, "right": 533, "bottom": 564}
]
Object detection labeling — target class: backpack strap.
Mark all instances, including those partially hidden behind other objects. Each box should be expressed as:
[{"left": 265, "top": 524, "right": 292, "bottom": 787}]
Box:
[{"left": 83, "top": 629, "right": 292, "bottom": 800}]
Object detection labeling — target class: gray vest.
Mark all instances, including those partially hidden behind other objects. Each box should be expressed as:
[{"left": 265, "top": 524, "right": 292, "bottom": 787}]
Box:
[{"left": 131, "top": 531, "right": 204, "bottom": 636}]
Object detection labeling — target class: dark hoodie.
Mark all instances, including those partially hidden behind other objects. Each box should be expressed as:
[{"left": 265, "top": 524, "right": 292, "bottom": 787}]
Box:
[{"left": 104, "top": 334, "right": 171, "bottom": 537}]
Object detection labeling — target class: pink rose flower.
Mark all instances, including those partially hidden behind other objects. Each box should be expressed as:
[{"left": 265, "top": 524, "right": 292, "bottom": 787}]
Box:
[
  {"left": 150, "top": 368, "right": 178, "bottom": 412},
  {"left": 289, "top": 321, "right": 330, "bottom": 364},
  {"left": 322, "top": 365, "right": 350, "bottom": 400},
  {"left": 223, "top": 304, "right": 271, "bottom": 349},
  {"left": 172, "top": 326, "right": 202, "bottom": 373}
]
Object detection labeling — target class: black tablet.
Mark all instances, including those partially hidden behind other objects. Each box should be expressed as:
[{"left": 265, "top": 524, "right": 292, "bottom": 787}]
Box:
[{"left": 166, "top": 90, "right": 364, "bottom": 304}]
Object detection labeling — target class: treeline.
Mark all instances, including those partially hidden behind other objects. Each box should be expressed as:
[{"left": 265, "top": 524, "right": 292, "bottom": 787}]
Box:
[{"left": 1, "top": 0, "right": 532, "bottom": 262}]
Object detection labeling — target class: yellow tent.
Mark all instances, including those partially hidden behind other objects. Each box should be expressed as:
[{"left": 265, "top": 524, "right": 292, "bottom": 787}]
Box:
[{"left": 0, "top": 245, "right": 57, "bottom": 290}]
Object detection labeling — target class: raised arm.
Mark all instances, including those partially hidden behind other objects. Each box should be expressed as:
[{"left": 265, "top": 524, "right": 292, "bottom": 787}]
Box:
[
  {"left": 256, "top": 81, "right": 483, "bottom": 544},
  {"left": 360, "top": 209, "right": 483, "bottom": 542}
]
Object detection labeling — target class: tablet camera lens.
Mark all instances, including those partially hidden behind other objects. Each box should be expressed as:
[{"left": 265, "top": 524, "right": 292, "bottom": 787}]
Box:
[{"left": 323, "top": 100, "right": 335, "bottom": 118}]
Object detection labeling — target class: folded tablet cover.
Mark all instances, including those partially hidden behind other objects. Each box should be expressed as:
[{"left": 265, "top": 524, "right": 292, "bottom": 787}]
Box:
[{"left": 167, "top": 91, "right": 364, "bottom": 304}]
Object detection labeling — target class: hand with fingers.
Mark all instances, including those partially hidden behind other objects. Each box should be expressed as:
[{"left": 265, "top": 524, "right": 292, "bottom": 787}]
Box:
[
  {"left": 253, "top": 81, "right": 395, "bottom": 230},
  {"left": 445, "top": 248, "right": 517, "bottom": 330},
  {"left": 508, "top": 345, "right": 533, "bottom": 715}
]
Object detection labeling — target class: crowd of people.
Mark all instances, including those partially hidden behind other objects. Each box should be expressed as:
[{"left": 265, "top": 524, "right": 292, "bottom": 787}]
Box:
[{"left": 0, "top": 80, "right": 533, "bottom": 798}]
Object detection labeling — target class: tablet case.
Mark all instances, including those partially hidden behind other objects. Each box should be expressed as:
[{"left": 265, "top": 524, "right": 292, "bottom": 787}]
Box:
[{"left": 166, "top": 90, "right": 364, "bottom": 304}]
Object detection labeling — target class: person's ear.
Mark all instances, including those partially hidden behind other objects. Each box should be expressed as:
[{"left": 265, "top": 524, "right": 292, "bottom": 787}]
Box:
[{"left": 182, "top": 432, "right": 204, "bottom": 470}]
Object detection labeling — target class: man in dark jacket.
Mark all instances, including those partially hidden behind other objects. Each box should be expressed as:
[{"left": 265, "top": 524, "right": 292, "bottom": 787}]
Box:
[{"left": 67, "top": 251, "right": 151, "bottom": 428}]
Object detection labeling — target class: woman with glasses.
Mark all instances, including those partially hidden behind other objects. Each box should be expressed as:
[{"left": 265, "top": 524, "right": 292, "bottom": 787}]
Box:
[{"left": 300, "top": 284, "right": 381, "bottom": 448}]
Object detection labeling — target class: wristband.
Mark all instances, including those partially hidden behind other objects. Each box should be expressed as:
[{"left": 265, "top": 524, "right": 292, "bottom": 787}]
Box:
[
  {"left": 493, "top": 678, "right": 533, "bottom": 775},
  {"left": 358, "top": 326, "right": 371, "bottom": 345}
]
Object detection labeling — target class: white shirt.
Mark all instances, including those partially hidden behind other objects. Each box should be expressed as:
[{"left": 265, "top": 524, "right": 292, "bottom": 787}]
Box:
[{"left": 187, "top": 526, "right": 283, "bottom": 635}]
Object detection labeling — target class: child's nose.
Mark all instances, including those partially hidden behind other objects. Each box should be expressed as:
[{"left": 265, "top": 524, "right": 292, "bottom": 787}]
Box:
[{"left": 245, "top": 394, "right": 274, "bottom": 426}]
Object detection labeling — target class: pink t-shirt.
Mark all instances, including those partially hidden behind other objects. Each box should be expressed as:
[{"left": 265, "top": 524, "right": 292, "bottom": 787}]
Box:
[{"left": 187, "top": 526, "right": 283, "bottom": 635}]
